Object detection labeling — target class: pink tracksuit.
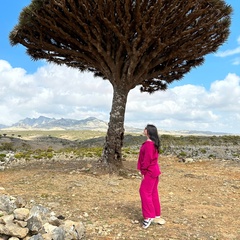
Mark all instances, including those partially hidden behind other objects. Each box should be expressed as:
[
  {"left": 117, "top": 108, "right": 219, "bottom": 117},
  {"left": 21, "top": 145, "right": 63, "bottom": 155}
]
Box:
[{"left": 137, "top": 140, "right": 161, "bottom": 219}]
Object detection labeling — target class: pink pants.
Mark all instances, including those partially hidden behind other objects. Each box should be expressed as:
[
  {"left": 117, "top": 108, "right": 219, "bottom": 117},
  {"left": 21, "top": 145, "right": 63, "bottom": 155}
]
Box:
[{"left": 139, "top": 174, "right": 161, "bottom": 219}]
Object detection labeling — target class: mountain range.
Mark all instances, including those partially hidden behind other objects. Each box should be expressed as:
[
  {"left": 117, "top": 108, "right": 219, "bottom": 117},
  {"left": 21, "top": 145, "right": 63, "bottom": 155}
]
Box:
[
  {"left": 0, "top": 116, "right": 232, "bottom": 135},
  {"left": 0, "top": 116, "right": 109, "bottom": 131},
  {"left": 0, "top": 116, "right": 142, "bottom": 132}
]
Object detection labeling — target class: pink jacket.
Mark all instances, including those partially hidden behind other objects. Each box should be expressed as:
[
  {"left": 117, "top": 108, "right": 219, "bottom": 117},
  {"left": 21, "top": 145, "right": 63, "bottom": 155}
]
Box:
[{"left": 137, "top": 141, "right": 161, "bottom": 177}]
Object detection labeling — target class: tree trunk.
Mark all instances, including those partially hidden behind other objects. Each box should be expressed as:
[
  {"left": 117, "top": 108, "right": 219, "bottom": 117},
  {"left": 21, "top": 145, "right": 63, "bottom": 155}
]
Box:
[{"left": 101, "top": 86, "right": 129, "bottom": 171}]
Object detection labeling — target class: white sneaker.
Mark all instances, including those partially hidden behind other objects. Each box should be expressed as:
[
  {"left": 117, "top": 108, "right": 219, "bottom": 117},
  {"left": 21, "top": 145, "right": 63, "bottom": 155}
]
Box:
[
  {"left": 142, "top": 218, "right": 153, "bottom": 229},
  {"left": 153, "top": 217, "right": 166, "bottom": 225}
]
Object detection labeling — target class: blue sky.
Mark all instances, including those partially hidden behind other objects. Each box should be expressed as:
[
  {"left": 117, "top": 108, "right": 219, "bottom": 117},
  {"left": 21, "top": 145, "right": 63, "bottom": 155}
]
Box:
[{"left": 0, "top": 1, "right": 240, "bottom": 134}]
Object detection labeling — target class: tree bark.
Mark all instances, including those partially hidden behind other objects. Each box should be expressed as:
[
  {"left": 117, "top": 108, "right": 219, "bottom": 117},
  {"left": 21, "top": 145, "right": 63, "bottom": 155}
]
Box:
[{"left": 101, "top": 86, "right": 129, "bottom": 171}]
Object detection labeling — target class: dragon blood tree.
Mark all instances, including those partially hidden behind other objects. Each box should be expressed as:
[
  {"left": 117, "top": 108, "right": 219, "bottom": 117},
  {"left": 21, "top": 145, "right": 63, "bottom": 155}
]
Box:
[{"left": 10, "top": 0, "right": 232, "bottom": 171}]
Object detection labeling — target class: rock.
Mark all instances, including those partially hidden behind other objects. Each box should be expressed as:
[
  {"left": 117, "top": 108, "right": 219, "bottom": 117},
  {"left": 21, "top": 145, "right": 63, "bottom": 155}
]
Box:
[
  {"left": 0, "top": 214, "right": 14, "bottom": 224},
  {"left": 51, "top": 226, "right": 65, "bottom": 240},
  {"left": 185, "top": 158, "right": 194, "bottom": 163},
  {"left": 0, "top": 195, "right": 85, "bottom": 240},
  {"left": 41, "top": 233, "right": 52, "bottom": 240},
  {"left": 63, "top": 220, "right": 85, "bottom": 240},
  {"left": 15, "top": 197, "right": 27, "bottom": 208},
  {"left": 42, "top": 223, "right": 65, "bottom": 240},
  {"left": 14, "top": 220, "right": 28, "bottom": 228},
  {"left": 42, "top": 222, "right": 58, "bottom": 233},
  {"left": 0, "top": 195, "right": 17, "bottom": 214},
  {"left": 29, "top": 205, "right": 50, "bottom": 221},
  {"left": 0, "top": 222, "right": 29, "bottom": 238},
  {"left": 27, "top": 215, "right": 43, "bottom": 234},
  {"left": 14, "top": 208, "right": 29, "bottom": 221},
  {"left": 49, "top": 216, "right": 61, "bottom": 226},
  {"left": 28, "top": 233, "right": 44, "bottom": 240}
]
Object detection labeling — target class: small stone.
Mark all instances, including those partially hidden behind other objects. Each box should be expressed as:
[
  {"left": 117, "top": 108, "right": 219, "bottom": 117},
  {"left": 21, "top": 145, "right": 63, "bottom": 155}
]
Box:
[
  {"left": 108, "top": 181, "right": 119, "bottom": 186},
  {"left": 49, "top": 216, "right": 61, "bottom": 226},
  {"left": 185, "top": 158, "right": 194, "bottom": 163},
  {"left": 0, "top": 188, "right": 6, "bottom": 194},
  {"left": 83, "top": 212, "right": 89, "bottom": 217},
  {"left": 14, "top": 208, "right": 30, "bottom": 221}
]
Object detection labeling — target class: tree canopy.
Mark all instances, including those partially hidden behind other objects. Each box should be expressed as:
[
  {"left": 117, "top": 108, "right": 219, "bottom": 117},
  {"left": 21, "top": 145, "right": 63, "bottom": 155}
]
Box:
[{"left": 10, "top": 0, "right": 232, "bottom": 93}]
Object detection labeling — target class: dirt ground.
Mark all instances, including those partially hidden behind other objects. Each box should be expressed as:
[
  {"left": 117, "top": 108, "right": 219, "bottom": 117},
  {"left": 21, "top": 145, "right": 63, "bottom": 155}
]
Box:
[{"left": 0, "top": 156, "right": 240, "bottom": 240}]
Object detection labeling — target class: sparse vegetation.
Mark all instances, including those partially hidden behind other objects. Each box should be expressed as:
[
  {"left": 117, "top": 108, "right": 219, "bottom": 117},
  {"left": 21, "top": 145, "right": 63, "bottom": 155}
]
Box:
[
  {"left": 14, "top": 152, "right": 27, "bottom": 159},
  {"left": 0, "top": 130, "right": 239, "bottom": 163},
  {"left": 0, "top": 130, "right": 239, "bottom": 239}
]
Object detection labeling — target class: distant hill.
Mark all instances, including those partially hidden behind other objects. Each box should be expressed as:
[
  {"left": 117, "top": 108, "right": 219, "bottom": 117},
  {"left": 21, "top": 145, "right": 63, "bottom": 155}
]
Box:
[
  {"left": 0, "top": 124, "right": 8, "bottom": 129},
  {"left": 2, "top": 116, "right": 109, "bottom": 131},
  {"left": 0, "top": 116, "right": 234, "bottom": 135},
  {"left": 164, "top": 130, "right": 230, "bottom": 136}
]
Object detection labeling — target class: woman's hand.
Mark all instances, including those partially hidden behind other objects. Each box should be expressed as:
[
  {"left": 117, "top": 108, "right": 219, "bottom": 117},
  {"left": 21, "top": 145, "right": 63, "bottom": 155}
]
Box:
[{"left": 138, "top": 172, "right": 144, "bottom": 179}]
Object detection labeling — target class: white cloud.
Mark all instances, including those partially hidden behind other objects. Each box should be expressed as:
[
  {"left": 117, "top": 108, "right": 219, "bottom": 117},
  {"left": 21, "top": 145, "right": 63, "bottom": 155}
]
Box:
[
  {"left": 0, "top": 60, "right": 239, "bottom": 134},
  {"left": 232, "top": 57, "right": 240, "bottom": 65},
  {"left": 216, "top": 46, "right": 240, "bottom": 57},
  {"left": 126, "top": 73, "right": 240, "bottom": 133},
  {"left": 215, "top": 36, "right": 240, "bottom": 66},
  {"left": 0, "top": 60, "right": 113, "bottom": 124}
]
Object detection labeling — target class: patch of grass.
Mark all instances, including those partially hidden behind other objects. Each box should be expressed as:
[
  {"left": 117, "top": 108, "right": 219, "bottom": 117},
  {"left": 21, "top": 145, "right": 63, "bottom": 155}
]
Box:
[
  {"left": 14, "top": 149, "right": 55, "bottom": 160},
  {"left": 14, "top": 151, "right": 33, "bottom": 161},
  {"left": 74, "top": 147, "right": 103, "bottom": 158},
  {"left": 40, "top": 193, "right": 49, "bottom": 198},
  {"left": 14, "top": 152, "right": 26, "bottom": 159},
  {"left": 32, "top": 149, "right": 54, "bottom": 159}
]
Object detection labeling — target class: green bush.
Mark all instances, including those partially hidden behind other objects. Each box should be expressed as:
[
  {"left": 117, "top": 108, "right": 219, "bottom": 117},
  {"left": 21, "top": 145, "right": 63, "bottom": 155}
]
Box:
[
  {"left": 0, "top": 142, "right": 14, "bottom": 151},
  {"left": 31, "top": 149, "right": 54, "bottom": 159},
  {"left": 15, "top": 151, "right": 33, "bottom": 160},
  {"left": 47, "top": 152, "right": 54, "bottom": 159},
  {"left": 47, "top": 147, "right": 54, "bottom": 152},
  {"left": 178, "top": 151, "right": 187, "bottom": 157},
  {"left": 14, "top": 152, "right": 26, "bottom": 159},
  {"left": 0, "top": 153, "right": 6, "bottom": 162},
  {"left": 200, "top": 148, "right": 207, "bottom": 154},
  {"left": 62, "top": 147, "right": 103, "bottom": 158}
]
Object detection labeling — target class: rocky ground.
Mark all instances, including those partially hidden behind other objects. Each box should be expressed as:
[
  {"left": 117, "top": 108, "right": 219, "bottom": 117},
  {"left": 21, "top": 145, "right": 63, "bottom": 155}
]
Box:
[{"left": 1, "top": 154, "right": 240, "bottom": 240}]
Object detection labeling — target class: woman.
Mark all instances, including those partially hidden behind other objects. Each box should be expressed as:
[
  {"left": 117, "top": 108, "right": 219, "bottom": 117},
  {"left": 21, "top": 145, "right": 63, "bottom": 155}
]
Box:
[{"left": 137, "top": 124, "right": 165, "bottom": 229}]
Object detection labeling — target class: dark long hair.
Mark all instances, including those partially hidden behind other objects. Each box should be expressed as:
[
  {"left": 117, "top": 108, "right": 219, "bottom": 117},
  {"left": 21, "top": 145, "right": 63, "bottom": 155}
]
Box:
[{"left": 145, "top": 124, "right": 160, "bottom": 153}]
